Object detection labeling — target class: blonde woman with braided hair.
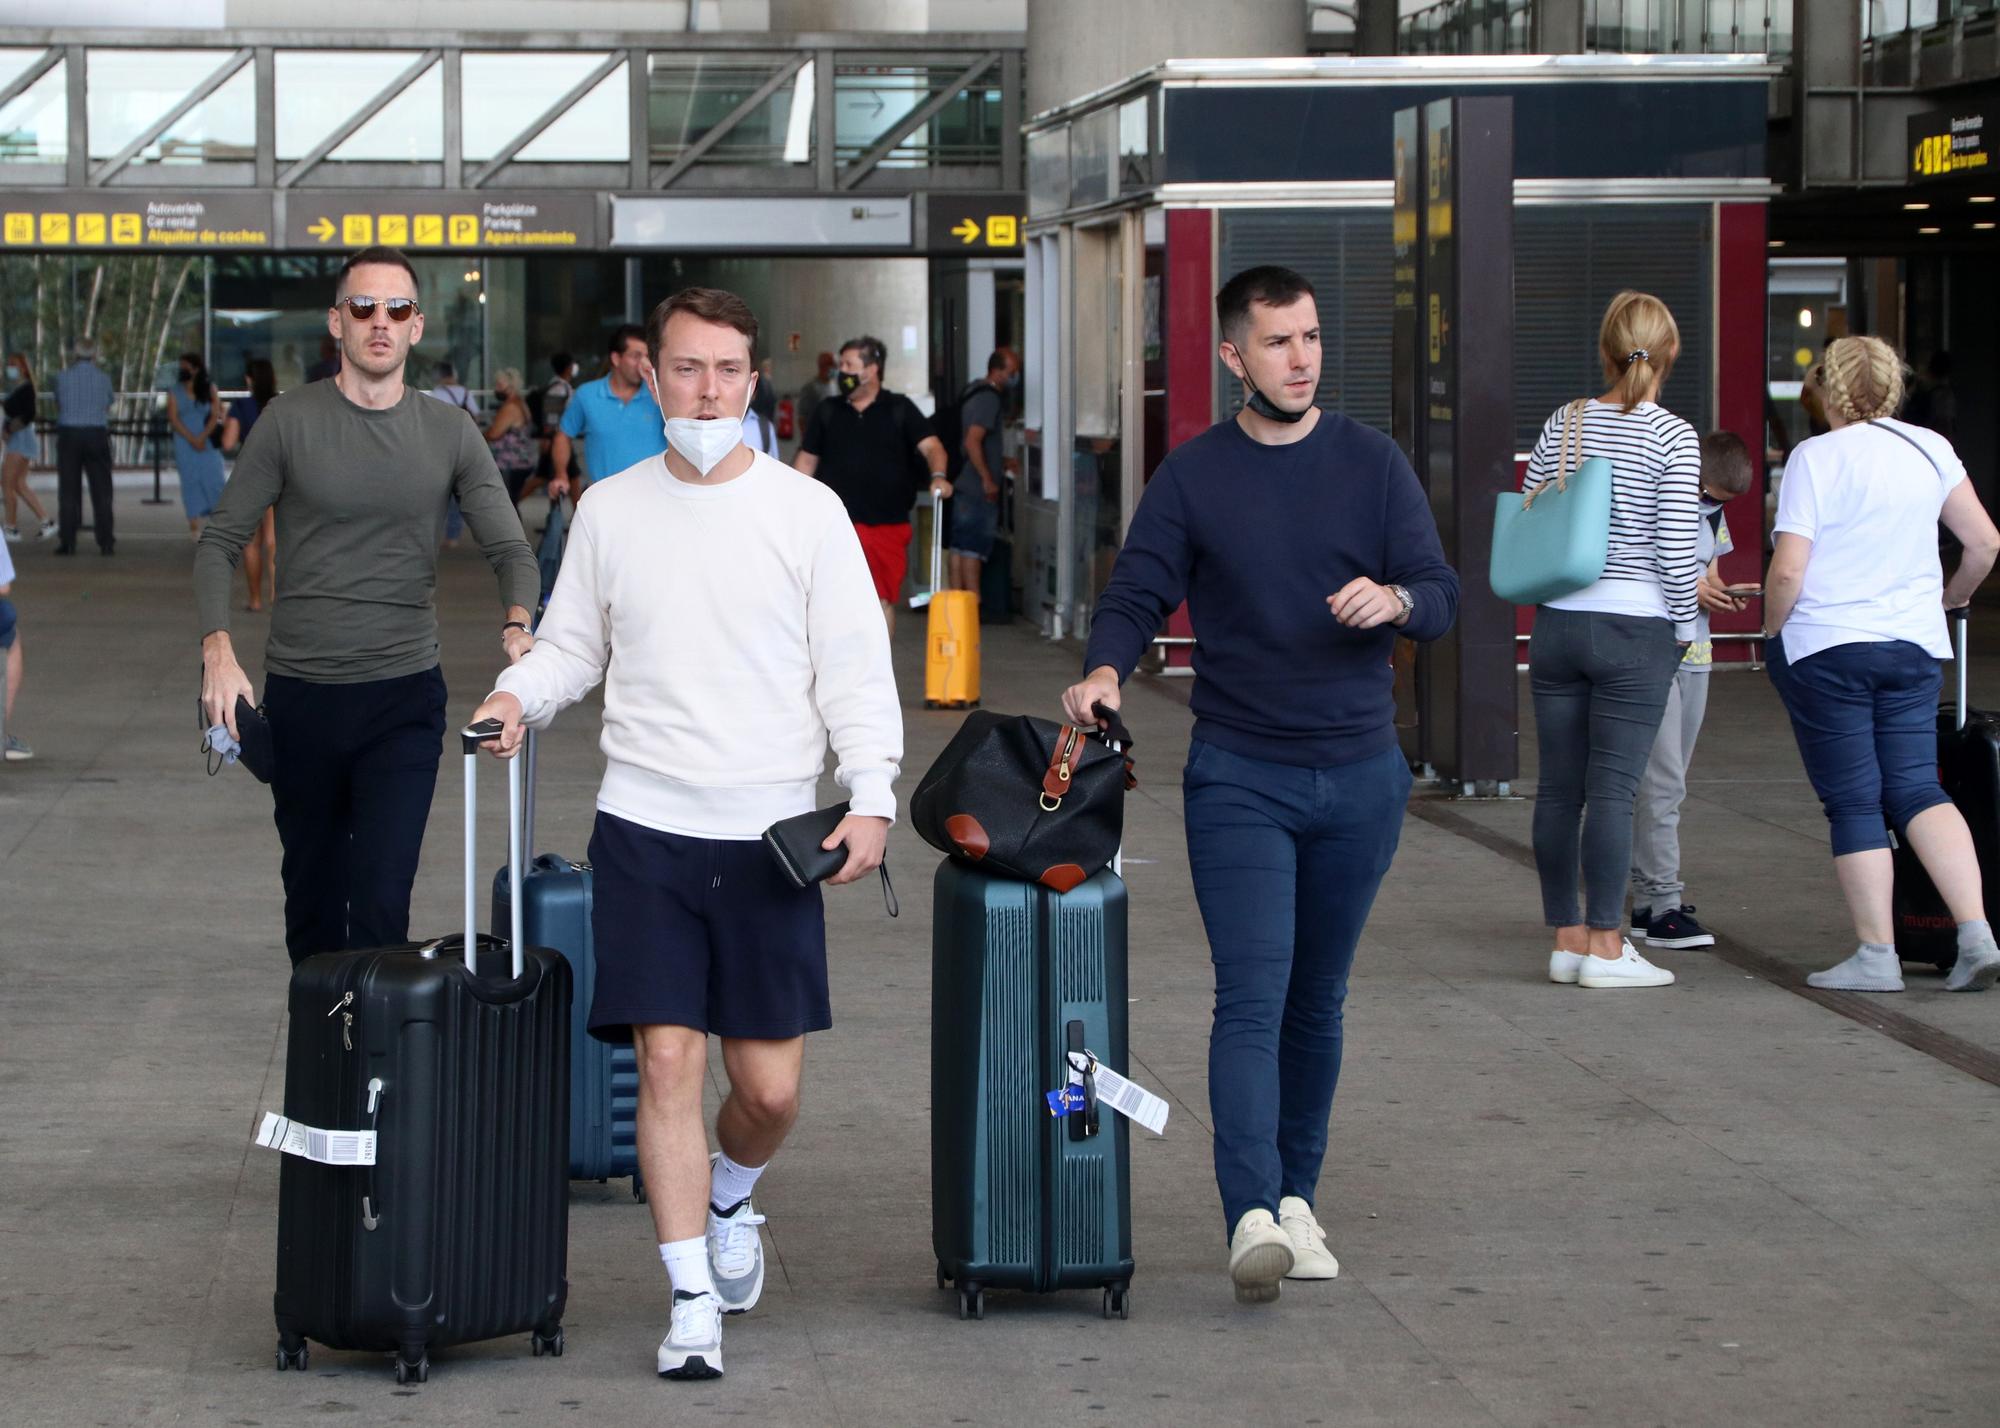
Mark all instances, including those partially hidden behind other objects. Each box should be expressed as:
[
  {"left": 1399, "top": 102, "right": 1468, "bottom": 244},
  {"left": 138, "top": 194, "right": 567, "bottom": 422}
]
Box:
[
  {"left": 1765, "top": 334, "right": 2000, "bottom": 992},
  {"left": 1527, "top": 292, "right": 1704, "bottom": 990}
]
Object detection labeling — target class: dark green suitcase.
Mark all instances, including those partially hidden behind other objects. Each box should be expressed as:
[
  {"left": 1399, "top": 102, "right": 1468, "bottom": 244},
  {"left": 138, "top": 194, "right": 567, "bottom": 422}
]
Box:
[{"left": 930, "top": 859, "right": 1135, "bottom": 1320}]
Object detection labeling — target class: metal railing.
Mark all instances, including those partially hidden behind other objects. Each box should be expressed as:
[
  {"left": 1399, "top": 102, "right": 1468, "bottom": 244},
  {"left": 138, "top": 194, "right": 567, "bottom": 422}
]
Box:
[
  {"left": 1862, "top": 1, "right": 2000, "bottom": 89},
  {"left": 1397, "top": 0, "right": 1791, "bottom": 58},
  {"left": 0, "top": 30, "right": 1023, "bottom": 194}
]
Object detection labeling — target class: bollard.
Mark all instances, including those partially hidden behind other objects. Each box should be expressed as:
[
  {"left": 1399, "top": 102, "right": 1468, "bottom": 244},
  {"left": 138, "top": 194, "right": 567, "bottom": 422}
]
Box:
[{"left": 143, "top": 412, "right": 169, "bottom": 506}]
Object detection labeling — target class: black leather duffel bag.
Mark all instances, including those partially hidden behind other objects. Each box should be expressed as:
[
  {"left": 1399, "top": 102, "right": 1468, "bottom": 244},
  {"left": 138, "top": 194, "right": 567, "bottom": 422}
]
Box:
[{"left": 911, "top": 708, "right": 1135, "bottom": 891}]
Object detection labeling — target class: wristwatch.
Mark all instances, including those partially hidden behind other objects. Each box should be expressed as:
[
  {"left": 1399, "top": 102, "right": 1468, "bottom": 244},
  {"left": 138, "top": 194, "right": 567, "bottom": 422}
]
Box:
[
  {"left": 1387, "top": 585, "right": 1415, "bottom": 622},
  {"left": 502, "top": 620, "right": 531, "bottom": 638}
]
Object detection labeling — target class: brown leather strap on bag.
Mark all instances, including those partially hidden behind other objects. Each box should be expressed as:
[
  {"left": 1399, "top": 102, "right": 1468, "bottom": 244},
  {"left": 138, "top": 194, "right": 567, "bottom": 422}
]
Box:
[{"left": 1522, "top": 398, "right": 1587, "bottom": 512}]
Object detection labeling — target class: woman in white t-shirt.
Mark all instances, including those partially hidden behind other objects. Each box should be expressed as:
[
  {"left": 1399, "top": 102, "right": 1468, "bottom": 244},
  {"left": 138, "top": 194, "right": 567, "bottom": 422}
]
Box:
[{"left": 1766, "top": 335, "right": 2000, "bottom": 992}]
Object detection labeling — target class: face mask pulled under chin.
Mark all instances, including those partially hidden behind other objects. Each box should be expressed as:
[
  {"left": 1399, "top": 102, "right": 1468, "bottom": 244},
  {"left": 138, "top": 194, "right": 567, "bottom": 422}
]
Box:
[
  {"left": 663, "top": 380, "right": 754, "bottom": 477},
  {"left": 1230, "top": 348, "right": 1309, "bottom": 425}
]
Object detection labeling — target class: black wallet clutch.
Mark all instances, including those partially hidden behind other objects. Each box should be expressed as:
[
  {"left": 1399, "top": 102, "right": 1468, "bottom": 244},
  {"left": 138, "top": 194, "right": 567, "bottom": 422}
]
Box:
[{"left": 763, "top": 802, "right": 898, "bottom": 916}]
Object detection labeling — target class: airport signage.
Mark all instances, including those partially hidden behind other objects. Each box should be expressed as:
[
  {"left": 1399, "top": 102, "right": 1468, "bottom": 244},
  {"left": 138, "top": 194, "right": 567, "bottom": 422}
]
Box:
[
  {"left": 1909, "top": 105, "right": 1993, "bottom": 182},
  {"left": 0, "top": 192, "right": 273, "bottom": 249},
  {"left": 927, "top": 194, "right": 1026, "bottom": 253},
  {"left": 286, "top": 194, "right": 599, "bottom": 250}
]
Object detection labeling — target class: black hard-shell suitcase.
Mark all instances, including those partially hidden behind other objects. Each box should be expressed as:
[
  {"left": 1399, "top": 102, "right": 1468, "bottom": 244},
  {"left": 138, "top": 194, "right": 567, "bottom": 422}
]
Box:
[
  {"left": 1893, "top": 610, "right": 2000, "bottom": 969},
  {"left": 490, "top": 731, "right": 642, "bottom": 1194},
  {"left": 272, "top": 721, "right": 572, "bottom": 1384},
  {"left": 930, "top": 859, "right": 1135, "bottom": 1321}
]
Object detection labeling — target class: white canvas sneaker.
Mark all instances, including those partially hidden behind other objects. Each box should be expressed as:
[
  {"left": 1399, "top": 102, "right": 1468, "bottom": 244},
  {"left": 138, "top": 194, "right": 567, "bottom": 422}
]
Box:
[
  {"left": 1228, "top": 1208, "right": 1294, "bottom": 1304},
  {"left": 657, "top": 1290, "right": 723, "bottom": 1380},
  {"left": 1575, "top": 940, "right": 1675, "bottom": 989},
  {"left": 1277, "top": 1196, "right": 1340, "bottom": 1280},
  {"left": 1548, "top": 949, "right": 1585, "bottom": 984}
]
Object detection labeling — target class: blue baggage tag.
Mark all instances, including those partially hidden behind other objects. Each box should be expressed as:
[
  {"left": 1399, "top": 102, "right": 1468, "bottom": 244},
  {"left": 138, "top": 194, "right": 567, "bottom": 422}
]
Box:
[{"left": 1045, "top": 1084, "right": 1090, "bottom": 1118}]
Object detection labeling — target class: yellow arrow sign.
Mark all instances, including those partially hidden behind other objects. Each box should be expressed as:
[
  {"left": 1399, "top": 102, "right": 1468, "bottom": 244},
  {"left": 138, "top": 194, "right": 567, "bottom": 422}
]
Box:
[
  {"left": 951, "top": 218, "right": 980, "bottom": 244},
  {"left": 308, "top": 216, "right": 335, "bottom": 243}
]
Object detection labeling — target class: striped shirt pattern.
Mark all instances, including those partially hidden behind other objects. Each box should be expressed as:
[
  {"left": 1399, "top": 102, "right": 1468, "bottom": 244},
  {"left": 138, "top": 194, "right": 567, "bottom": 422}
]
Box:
[
  {"left": 1521, "top": 399, "right": 1702, "bottom": 634},
  {"left": 53, "top": 359, "right": 114, "bottom": 428}
]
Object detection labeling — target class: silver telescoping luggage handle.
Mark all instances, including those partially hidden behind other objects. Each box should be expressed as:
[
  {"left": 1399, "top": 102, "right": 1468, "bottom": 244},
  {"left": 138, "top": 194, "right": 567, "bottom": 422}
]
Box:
[
  {"left": 1952, "top": 605, "right": 1970, "bottom": 734},
  {"left": 460, "top": 719, "right": 525, "bottom": 978},
  {"left": 909, "top": 490, "right": 946, "bottom": 610}
]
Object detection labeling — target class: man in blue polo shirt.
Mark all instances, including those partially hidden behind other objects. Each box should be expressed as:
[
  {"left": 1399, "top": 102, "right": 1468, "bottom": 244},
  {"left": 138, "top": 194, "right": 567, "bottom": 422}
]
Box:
[{"left": 549, "top": 324, "right": 666, "bottom": 497}]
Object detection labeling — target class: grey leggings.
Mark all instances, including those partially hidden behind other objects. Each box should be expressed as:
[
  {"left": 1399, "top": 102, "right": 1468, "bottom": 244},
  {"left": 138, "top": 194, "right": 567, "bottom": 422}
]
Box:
[{"left": 1529, "top": 608, "right": 1682, "bottom": 930}]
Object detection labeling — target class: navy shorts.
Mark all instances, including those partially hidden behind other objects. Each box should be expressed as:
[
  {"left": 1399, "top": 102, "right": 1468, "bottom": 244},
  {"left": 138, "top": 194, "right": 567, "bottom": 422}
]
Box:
[
  {"left": 947, "top": 485, "right": 996, "bottom": 559},
  {"left": 586, "top": 811, "right": 830, "bottom": 1043},
  {"left": 0, "top": 597, "right": 15, "bottom": 651}
]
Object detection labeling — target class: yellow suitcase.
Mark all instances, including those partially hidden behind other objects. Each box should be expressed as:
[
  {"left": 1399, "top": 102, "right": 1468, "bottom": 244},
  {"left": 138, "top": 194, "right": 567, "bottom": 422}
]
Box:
[
  {"left": 913, "top": 495, "right": 981, "bottom": 709},
  {"left": 925, "top": 590, "right": 981, "bottom": 709}
]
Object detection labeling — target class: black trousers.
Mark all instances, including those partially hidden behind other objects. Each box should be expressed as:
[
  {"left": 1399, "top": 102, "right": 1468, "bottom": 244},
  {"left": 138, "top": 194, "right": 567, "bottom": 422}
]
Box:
[
  {"left": 56, "top": 427, "right": 114, "bottom": 552},
  {"left": 265, "top": 666, "right": 448, "bottom": 965}
]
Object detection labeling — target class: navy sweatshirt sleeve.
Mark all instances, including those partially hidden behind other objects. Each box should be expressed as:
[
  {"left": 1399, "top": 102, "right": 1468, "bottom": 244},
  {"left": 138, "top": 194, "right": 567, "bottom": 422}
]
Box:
[
  {"left": 1082, "top": 462, "right": 1193, "bottom": 683},
  {"left": 1081, "top": 414, "right": 1460, "bottom": 768},
  {"left": 1380, "top": 440, "right": 1458, "bottom": 643}
]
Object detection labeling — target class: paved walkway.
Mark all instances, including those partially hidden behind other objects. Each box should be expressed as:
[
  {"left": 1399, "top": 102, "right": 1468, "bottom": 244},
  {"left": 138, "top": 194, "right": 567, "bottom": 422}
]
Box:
[{"left": 2, "top": 493, "right": 1997, "bottom": 1426}]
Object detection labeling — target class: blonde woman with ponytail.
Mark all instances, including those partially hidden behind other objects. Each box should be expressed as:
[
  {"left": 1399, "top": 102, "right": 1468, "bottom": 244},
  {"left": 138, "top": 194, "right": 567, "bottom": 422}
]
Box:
[
  {"left": 1526, "top": 292, "right": 1704, "bottom": 990},
  {"left": 1765, "top": 335, "right": 2000, "bottom": 992}
]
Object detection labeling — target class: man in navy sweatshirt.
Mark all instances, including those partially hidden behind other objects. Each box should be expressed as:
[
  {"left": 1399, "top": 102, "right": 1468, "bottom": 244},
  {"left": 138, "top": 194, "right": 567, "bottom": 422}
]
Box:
[{"left": 1062, "top": 265, "right": 1458, "bottom": 1305}]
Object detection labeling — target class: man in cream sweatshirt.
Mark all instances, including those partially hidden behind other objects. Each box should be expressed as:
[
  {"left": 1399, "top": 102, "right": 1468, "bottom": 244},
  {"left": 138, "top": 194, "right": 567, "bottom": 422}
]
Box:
[{"left": 470, "top": 287, "right": 902, "bottom": 1384}]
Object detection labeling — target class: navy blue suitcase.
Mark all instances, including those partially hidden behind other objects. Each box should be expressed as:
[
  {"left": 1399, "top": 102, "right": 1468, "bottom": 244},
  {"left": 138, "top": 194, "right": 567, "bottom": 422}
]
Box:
[
  {"left": 491, "top": 731, "right": 643, "bottom": 1196},
  {"left": 930, "top": 859, "right": 1134, "bottom": 1320}
]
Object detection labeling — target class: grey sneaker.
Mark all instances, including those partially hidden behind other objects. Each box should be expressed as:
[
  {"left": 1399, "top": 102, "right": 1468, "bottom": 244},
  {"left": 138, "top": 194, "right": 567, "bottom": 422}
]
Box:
[
  {"left": 657, "top": 1290, "right": 723, "bottom": 1380},
  {"left": 1806, "top": 945, "right": 1904, "bottom": 993},
  {"left": 706, "top": 1199, "right": 767, "bottom": 1315},
  {"left": 1945, "top": 939, "right": 2000, "bottom": 993},
  {"left": 3, "top": 735, "right": 32, "bottom": 762}
]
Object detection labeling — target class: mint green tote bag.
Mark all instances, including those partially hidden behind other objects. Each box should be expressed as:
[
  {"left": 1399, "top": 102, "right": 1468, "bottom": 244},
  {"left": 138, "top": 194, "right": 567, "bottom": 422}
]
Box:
[{"left": 1488, "top": 399, "right": 1612, "bottom": 606}]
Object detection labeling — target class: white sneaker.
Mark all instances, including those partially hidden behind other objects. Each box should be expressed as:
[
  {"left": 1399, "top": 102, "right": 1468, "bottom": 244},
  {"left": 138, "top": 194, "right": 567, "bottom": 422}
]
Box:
[
  {"left": 1228, "top": 1207, "right": 1294, "bottom": 1304},
  {"left": 657, "top": 1290, "right": 723, "bottom": 1380},
  {"left": 1277, "top": 1196, "right": 1339, "bottom": 1280},
  {"left": 1575, "top": 940, "right": 1675, "bottom": 989},
  {"left": 706, "top": 1199, "right": 768, "bottom": 1315},
  {"left": 1548, "top": 949, "right": 1584, "bottom": 984},
  {"left": 1, "top": 526, "right": 17, "bottom": 544},
  {"left": 35, "top": 519, "right": 54, "bottom": 541}
]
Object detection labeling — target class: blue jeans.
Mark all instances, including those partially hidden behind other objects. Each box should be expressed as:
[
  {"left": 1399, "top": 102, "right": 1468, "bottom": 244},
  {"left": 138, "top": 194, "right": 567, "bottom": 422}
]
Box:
[
  {"left": 1767, "top": 635, "right": 1953, "bottom": 856},
  {"left": 1183, "top": 739, "right": 1413, "bottom": 1235}
]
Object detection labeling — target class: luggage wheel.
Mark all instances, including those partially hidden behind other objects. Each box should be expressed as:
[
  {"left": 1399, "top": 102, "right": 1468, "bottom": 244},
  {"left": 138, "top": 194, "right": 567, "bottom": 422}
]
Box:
[
  {"left": 394, "top": 1352, "right": 429, "bottom": 1385},
  {"left": 631, "top": 1175, "right": 647, "bottom": 1205},
  {"left": 532, "top": 1326, "right": 565, "bottom": 1358},
  {"left": 1102, "top": 1283, "right": 1131, "bottom": 1321},
  {"left": 274, "top": 1336, "right": 309, "bottom": 1372},
  {"left": 936, "top": 1261, "right": 952, "bottom": 1290},
  {"left": 956, "top": 1283, "right": 984, "bottom": 1321}
]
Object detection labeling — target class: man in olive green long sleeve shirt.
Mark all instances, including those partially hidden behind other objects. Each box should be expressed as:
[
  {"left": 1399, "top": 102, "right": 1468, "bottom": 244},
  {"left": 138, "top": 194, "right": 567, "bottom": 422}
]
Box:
[{"left": 196, "top": 246, "right": 539, "bottom": 964}]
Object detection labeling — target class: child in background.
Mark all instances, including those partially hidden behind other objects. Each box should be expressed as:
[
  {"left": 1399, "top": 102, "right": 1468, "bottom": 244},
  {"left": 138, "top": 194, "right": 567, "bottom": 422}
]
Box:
[
  {"left": 0, "top": 532, "right": 31, "bottom": 760},
  {"left": 1630, "top": 430, "right": 1756, "bottom": 948}
]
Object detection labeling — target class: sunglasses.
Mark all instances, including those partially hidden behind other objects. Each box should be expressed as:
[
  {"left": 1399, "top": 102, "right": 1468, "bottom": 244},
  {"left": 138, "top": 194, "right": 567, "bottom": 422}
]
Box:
[{"left": 337, "top": 296, "right": 420, "bottom": 322}]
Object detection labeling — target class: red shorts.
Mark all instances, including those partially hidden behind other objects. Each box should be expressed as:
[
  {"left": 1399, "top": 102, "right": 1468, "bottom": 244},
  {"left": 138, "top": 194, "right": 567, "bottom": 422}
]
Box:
[{"left": 853, "top": 522, "right": 912, "bottom": 603}]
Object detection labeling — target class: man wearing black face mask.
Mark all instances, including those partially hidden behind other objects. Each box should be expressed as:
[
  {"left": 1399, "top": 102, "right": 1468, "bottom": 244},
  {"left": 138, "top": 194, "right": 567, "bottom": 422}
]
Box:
[
  {"left": 1060, "top": 265, "right": 1459, "bottom": 1306},
  {"left": 795, "top": 336, "right": 951, "bottom": 634}
]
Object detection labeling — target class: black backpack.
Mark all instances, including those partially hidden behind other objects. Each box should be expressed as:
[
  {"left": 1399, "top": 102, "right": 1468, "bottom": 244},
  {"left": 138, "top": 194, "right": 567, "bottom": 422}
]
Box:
[{"left": 932, "top": 379, "right": 993, "bottom": 484}]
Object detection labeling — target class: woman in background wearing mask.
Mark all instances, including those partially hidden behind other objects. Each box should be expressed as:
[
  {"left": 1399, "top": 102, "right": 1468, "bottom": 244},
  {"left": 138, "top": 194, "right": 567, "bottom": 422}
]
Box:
[
  {"left": 3, "top": 354, "right": 54, "bottom": 544},
  {"left": 169, "top": 352, "right": 227, "bottom": 537},
  {"left": 224, "top": 359, "right": 279, "bottom": 611}
]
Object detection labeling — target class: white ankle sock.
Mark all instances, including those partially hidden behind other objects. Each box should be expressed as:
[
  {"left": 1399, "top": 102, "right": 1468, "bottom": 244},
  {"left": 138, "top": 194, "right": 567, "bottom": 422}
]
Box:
[
  {"left": 660, "top": 1237, "right": 714, "bottom": 1298},
  {"left": 710, "top": 1151, "right": 767, "bottom": 1212}
]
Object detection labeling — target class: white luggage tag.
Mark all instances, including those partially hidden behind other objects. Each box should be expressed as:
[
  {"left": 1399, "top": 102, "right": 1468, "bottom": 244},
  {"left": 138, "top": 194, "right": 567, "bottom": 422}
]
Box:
[
  {"left": 255, "top": 1111, "right": 378, "bottom": 1167},
  {"left": 1052, "top": 1050, "right": 1170, "bottom": 1136}
]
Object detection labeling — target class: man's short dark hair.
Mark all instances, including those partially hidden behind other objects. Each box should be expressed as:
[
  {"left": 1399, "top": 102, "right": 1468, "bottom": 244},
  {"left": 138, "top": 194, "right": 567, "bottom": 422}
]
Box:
[
  {"left": 1216, "top": 265, "right": 1317, "bottom": 346},
  {"left": 986, "top": 348, "right": 1016, "bottom": 375},
  {"left": 841, "top": 336, "right": 887, "bottom": 376},
  {"left": 608, "top": 323, "right": 647, "bottom": 357},
  {"left": 1699, "top": 430, "right": 1754, "bottom": 498},
  {"left": 549, "top": 350, "right": 572, "bottom": 377},
  {"left": 646, "top": 288, "right": 760, "bottom": 366},
  {"left": 435, "top": 359, "right": 458, "bottom": 381},
  {"left": 335, "top": 246, "right": 418, "bottom": 303}
]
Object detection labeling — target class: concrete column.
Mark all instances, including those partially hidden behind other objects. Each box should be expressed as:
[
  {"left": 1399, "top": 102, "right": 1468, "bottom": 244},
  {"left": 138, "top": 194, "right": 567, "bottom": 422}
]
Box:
[
  {"left": 1532, "top": 0, "right": 1587, "bottom": 53},
  {"left": 1355, "top": 0, "right": 1399, "bottom": 56},
  {"left": 1025, "top": 0, "right": 1303, "bottom": 118}
]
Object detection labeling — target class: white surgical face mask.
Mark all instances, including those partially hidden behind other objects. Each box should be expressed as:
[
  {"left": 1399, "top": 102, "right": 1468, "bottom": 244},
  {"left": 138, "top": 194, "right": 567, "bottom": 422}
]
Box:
[
  {"left": 663, "top": 375, "right": 754, "bottom": 477},
  {"left": 4, "top": 367, "right": 19, "bottom": 384}
]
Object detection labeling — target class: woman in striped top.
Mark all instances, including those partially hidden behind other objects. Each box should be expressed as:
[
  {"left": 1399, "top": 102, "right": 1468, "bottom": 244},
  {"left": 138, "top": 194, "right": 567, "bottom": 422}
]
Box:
[{"left": 1527, "top": 291, "right": 1704, "bottom": 990}]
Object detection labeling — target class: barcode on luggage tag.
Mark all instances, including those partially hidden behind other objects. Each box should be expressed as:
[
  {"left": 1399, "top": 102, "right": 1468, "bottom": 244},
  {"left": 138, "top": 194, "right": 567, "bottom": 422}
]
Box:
[
  {"left": 254, "top": 1112, "right": 377, "bottom": 1166},
  {"left": 1089, "top": 1064, "right": 1170, "bottom": 1136}
]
